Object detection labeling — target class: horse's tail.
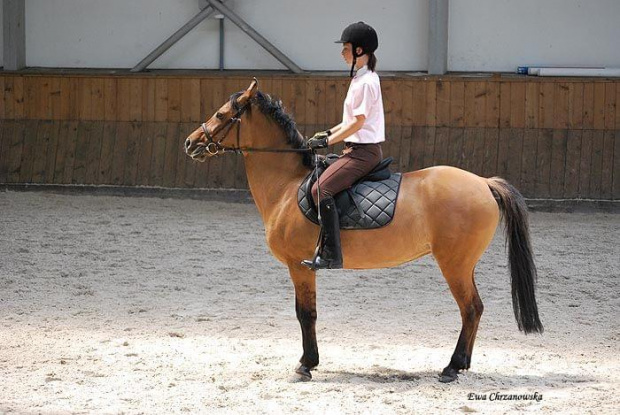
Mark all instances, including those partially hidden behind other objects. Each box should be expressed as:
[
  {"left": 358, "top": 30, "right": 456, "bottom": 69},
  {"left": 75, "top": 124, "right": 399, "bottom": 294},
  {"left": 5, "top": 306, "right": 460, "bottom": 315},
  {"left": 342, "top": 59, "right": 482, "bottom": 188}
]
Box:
[{"left": 487, "top": 177, "right": 543, "bottom": 334}]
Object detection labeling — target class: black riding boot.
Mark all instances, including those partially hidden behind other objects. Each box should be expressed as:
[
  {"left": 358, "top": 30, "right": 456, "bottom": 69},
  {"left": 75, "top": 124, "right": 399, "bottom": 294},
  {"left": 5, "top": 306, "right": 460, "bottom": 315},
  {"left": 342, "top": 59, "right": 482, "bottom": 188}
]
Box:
[{"left": 302, "top": 197, "right": 343, "bottom": 270}]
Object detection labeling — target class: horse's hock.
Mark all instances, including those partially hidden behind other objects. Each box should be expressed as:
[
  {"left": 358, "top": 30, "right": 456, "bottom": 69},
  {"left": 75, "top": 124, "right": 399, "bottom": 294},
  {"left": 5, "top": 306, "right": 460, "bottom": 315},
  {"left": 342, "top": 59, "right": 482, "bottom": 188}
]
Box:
[{"left": 1, "top": 72, "right": 619, "bottom": 202}]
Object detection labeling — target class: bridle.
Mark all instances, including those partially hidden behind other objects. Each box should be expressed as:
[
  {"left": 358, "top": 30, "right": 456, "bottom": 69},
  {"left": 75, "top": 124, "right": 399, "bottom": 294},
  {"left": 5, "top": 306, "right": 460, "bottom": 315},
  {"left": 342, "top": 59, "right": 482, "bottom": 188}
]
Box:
[
  {"left": 200, "top": 101, "right": 249, "bottom": 155},
  {"left": 199, "top": 96, "right": 323, "bottom": 226},
  {"left": 199, "top": 99, "right": 312, "bottom": 156}
]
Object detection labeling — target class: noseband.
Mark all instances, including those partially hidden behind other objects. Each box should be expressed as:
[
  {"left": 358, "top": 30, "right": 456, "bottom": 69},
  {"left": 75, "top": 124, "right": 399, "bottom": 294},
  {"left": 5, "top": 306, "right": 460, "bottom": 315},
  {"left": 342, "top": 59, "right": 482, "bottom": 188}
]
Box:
[{"left": 199, "top": 99, "right": 312, "bottom": 155}]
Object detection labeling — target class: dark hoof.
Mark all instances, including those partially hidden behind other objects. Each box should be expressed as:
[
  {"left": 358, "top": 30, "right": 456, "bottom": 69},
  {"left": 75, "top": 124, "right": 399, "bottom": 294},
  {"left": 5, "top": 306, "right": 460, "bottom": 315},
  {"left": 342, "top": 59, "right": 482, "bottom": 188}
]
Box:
[
  {"left": 295, "top": 363, "right": 312, "bottom": 381},
  {"left": 439, "top": 367, "right": 458, "bottom": 383}
]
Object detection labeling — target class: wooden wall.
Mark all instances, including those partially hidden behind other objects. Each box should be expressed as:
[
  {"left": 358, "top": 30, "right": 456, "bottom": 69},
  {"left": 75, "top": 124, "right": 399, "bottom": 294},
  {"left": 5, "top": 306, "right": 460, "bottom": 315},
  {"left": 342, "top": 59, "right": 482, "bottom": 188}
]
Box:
[{"left": 1, "top": 72, "right": 619, "bottom": 199}]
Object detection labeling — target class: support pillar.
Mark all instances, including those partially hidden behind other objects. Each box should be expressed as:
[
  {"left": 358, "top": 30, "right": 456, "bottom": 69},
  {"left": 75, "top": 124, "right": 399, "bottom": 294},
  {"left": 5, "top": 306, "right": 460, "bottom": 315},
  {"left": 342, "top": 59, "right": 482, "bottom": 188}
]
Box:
[
  {"left": 428, "top": 0, "right": 449, "bottom": 75},
  {"left": 3, "top": 0, "right": 26, "bottom": 70}
]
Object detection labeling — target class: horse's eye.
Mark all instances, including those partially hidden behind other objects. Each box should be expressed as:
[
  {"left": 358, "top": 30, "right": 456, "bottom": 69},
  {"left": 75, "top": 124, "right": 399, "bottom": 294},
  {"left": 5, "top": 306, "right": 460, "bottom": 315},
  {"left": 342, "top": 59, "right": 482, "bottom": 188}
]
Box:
[{"left": 215, "top": 112, "right": 225, "bottom": 120}]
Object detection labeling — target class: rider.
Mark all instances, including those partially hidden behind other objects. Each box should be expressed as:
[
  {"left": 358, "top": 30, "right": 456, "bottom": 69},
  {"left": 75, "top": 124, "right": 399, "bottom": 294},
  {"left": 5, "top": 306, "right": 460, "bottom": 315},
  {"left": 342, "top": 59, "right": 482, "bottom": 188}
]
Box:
[{"left": 302, "top": 22, "right": 385, "bottom": 271}]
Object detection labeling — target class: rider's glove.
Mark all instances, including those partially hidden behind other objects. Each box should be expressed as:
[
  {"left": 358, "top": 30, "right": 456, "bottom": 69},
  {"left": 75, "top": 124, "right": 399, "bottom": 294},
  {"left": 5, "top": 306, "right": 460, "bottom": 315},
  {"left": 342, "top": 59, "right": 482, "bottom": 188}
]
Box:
[{"left": 306, "top": 130, "right": 331, "bottom": 149}]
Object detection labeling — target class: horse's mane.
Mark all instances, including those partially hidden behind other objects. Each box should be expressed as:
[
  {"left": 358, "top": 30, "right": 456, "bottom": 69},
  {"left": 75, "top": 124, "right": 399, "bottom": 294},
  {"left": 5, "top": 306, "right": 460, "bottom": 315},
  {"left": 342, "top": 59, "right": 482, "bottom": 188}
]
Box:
[{"left": 230, "top": 91, "right": 313, "bottom": 168}]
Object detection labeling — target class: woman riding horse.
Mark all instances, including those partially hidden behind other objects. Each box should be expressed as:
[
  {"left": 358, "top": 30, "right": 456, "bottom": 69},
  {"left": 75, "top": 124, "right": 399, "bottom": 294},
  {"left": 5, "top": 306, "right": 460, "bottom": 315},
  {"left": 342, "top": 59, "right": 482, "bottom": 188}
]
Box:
[
  {"left": 303, "top": 22, "right": 385, "bottom": 271},
  {"left": 183, "top": 28, "right": 543, "bottom": 382}
]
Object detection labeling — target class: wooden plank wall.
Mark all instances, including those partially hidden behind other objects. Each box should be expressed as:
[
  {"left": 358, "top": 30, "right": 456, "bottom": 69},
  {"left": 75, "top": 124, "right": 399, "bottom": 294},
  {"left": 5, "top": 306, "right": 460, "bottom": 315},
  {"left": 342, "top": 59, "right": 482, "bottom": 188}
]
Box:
[{"left": 1, "top": 73, "right": 619, "bottom": 200}]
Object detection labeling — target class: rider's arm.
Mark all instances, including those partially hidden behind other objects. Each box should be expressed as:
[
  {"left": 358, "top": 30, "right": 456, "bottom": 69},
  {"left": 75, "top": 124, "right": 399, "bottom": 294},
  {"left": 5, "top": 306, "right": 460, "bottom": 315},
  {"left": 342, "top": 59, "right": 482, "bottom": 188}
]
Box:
[
  {"left": 327, "top": 115, "right": 365, "bottom": 145},
  {"left": 327, "top": 123, "right": 344, "bottom": 135}
]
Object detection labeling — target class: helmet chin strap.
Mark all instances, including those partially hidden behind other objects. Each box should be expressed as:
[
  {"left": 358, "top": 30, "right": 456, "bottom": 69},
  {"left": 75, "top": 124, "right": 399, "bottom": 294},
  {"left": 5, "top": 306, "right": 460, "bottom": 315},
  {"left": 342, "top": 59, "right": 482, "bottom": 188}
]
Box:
[{"left": 350, "top": 46, "right": 361, "bottom": 77}]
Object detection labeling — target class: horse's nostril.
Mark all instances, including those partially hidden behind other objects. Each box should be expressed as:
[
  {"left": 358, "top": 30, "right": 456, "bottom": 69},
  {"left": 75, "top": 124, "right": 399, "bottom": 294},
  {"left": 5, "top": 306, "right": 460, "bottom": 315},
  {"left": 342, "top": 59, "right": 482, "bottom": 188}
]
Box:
[{"left": 185, "top": 138, "right": 191, "bottom": 149}]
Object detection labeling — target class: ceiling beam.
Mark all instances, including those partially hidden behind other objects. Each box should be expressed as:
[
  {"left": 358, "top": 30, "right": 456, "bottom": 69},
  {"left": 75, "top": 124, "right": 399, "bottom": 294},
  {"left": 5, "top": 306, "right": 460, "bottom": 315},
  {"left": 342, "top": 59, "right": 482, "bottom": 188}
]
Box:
[
  {"left": 131, "top": 1, "right": 228, "bottom": 72},
  {"left": 206, "top": 0, "right": 303, "bottom": 73}
]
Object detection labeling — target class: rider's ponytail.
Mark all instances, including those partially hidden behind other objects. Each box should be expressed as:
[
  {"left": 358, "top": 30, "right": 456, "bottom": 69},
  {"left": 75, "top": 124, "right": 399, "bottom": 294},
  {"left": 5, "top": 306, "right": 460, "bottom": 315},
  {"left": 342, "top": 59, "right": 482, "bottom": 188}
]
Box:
[{"left": 368, "top": 53, "right": 377, "bottom": 72}]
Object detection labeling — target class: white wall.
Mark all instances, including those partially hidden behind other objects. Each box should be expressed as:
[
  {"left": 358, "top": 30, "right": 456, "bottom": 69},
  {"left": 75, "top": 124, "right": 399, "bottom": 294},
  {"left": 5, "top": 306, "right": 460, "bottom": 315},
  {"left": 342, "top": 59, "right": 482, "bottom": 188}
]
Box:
[
  {"left": 449, "top": 0, "right": 620, "bottom": 72},
  {"left": 25, "top": 0, "right": 206, "bottom": 68},
  {"left": 14, "top": 0, "right": 620, "bottom": 72},
  {"left": 24, "top": 0, "right": 427, "bottom": 71}
]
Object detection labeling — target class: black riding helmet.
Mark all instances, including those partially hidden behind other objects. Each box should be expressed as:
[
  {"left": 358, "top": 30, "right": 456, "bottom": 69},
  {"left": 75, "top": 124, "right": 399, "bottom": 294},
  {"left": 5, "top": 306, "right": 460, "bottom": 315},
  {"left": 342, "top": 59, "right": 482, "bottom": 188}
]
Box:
[{"left": 335, "top": 22, "right": 378, "bottom": 77}]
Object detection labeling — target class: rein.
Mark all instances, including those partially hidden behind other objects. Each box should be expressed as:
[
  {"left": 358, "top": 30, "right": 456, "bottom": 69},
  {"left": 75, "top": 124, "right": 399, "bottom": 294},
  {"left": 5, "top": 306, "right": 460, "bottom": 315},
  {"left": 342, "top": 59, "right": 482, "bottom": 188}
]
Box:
[
  {"left": 200, "top": 100, "right": 312, "bottom": 156},
  {"left": 200, "top": 95, "right": 323, "bottom": 255}
]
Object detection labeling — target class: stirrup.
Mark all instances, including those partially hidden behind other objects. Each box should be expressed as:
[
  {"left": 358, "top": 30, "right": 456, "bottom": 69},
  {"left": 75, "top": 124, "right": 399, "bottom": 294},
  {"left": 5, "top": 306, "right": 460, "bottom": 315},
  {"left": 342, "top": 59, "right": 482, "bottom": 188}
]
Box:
[
  {"left": 302, "top": 255, "right": 342, "bottom": 270},
  {"left": 301, "top": 244, "right": 321, "bottom": 270},
  {"left": 301, "top": 244, "right": 343, "bottom": 270},
  {"left": 301, "top": 257, "right": 319, "bottom": 270}
]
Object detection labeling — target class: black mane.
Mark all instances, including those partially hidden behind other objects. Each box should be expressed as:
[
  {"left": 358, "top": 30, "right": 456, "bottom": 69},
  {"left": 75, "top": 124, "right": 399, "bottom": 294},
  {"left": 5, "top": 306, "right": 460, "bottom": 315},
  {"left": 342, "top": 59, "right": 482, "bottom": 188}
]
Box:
[{"left": 230, "top": 91, "right": 313, "bottom": 168}]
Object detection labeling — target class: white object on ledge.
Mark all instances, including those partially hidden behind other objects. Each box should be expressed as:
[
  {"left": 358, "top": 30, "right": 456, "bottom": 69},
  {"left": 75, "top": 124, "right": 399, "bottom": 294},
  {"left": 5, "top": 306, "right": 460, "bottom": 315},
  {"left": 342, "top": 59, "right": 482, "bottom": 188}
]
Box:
[{"left": 527, "top": 67, "right": 620, "bottom": 77}]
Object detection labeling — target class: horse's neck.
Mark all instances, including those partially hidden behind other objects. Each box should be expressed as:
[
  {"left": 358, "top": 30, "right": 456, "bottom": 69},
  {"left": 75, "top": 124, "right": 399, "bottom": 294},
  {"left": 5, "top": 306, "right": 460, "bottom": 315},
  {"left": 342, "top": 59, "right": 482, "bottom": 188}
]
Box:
[{"left": 242, "top": 117, "right": 309, "bottom": 221}]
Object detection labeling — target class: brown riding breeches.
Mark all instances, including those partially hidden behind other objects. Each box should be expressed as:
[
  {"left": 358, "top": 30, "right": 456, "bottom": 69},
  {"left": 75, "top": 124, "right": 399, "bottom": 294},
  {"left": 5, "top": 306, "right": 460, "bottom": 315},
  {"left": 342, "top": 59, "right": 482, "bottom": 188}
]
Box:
[{"left": 311, "top": 143, "right": 383, "bottom": 205}]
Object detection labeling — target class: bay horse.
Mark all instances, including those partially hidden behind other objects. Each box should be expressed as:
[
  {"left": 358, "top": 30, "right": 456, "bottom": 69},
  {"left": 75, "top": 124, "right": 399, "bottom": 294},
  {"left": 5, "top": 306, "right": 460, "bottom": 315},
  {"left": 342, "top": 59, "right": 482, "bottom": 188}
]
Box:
[{"left": 184, "top": 79, "right": 543, "bottom": 383}]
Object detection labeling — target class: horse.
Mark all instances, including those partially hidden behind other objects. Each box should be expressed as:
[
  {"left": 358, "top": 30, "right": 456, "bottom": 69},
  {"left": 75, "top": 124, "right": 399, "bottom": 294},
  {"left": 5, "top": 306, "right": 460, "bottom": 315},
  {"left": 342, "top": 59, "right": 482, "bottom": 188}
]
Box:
[{"left": 183, "top": 78, "right": 543, "bottom": 383}]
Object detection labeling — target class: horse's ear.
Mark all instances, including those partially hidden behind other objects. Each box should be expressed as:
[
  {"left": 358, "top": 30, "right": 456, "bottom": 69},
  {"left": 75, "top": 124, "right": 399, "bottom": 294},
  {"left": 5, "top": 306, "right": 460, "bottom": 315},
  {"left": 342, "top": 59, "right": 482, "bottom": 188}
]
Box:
[
  {"left": 237, "top": 78, "right": 259, "bottom": 106},
  {"left": 247, "top": 77, "right": 258, "bottom": 97}
]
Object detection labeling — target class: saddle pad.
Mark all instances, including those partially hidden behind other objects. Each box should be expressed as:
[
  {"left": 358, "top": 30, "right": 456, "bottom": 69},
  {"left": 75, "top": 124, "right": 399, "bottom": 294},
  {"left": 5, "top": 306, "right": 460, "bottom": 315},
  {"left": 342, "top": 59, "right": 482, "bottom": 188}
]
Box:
[{"left": 298, "top": 173, "right": 402, "bottom": 230}]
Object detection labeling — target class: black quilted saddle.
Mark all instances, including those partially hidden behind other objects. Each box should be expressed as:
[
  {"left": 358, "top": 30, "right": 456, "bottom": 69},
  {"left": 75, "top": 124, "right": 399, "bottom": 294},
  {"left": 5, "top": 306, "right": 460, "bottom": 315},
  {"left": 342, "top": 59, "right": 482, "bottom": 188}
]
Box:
[{"left": 298, "top": 155, "right": 402, "bottom": 230}]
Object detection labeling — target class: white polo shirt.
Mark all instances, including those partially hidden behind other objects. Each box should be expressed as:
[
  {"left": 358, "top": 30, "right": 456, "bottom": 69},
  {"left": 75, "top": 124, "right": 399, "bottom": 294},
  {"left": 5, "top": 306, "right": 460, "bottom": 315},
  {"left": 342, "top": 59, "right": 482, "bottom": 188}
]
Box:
[{"left": 342, "top": 66, "right": 385, "bottom": 144}]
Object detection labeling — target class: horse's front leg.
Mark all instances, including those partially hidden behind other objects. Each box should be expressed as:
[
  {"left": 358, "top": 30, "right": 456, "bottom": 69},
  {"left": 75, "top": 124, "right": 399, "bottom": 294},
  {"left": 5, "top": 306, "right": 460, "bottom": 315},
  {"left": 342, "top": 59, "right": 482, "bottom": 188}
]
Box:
[{"left": 288, "top": 263, "right": 318, "bottom": 380}]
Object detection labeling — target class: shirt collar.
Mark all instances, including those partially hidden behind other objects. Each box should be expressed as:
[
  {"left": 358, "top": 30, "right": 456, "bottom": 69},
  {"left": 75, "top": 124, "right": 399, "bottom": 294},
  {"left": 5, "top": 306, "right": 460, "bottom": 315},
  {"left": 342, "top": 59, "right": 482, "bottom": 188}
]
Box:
[{"left": 354, "top": 65, "right": 369, "bottom": 78}]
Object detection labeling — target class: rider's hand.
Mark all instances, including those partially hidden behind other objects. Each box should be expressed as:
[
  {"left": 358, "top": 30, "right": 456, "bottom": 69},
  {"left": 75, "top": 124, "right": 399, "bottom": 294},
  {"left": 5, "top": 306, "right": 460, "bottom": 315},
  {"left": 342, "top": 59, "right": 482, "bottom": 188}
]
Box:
[{"left": 307, "top": 131, "right": 330, "bottom": 149}]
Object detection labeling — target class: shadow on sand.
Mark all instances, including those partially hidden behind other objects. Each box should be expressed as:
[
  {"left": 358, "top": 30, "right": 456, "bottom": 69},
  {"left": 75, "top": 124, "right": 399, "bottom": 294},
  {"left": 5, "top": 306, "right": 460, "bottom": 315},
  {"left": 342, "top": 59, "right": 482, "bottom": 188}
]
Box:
[{"left": 306, "top": 366, "right": 598, "bottom": 388}]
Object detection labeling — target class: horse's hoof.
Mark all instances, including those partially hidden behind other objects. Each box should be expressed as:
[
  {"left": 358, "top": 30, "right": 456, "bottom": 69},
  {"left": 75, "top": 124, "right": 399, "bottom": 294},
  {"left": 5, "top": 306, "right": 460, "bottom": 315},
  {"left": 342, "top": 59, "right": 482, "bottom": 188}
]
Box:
[
  {"left": 439, "top": 373, "right": 457, "bottom": 383},
  {"left": 439, "top": 367, "right": 458, "bottom": 383},
  {"left": 295, "top": 363, "right": 312, "bottom": 381}
]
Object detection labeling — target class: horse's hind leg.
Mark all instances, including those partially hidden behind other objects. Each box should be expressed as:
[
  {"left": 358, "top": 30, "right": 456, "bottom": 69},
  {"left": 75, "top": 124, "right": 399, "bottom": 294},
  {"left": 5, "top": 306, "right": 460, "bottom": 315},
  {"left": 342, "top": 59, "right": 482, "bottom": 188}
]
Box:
[
  {"left": 435, "top": 259, "right": 484, "bottom": 383},
  {"left": 288, "top": 263, "right": 319, "bottom": 380}
]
